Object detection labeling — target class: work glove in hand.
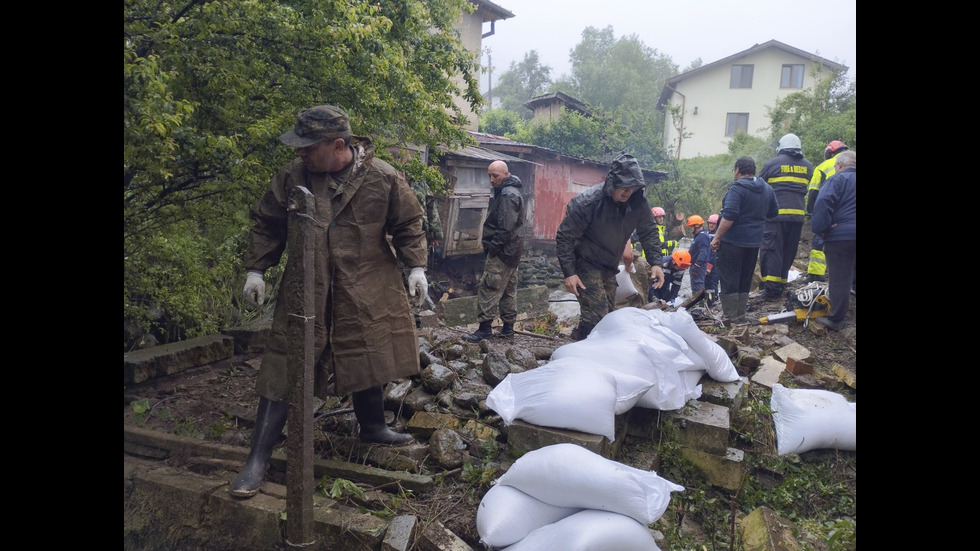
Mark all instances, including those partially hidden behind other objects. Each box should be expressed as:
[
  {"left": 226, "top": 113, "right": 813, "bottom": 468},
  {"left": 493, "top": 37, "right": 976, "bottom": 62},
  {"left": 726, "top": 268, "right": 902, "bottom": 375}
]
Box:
[
  {"left": 408, "top": 267, "right": 428, "bottom": 307},
  {"left": 243, "top": 270, "right": 266, "bottom": 308}
]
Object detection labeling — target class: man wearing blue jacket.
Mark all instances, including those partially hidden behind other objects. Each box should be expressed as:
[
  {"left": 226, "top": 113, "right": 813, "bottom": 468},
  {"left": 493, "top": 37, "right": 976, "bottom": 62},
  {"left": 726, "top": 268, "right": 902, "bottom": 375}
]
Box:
[
  {"left": 710, "top": 156, "right": 780, "bottom": 324},
  {"left": 810, "top": 150, "right": 856, "bottom": 331}
]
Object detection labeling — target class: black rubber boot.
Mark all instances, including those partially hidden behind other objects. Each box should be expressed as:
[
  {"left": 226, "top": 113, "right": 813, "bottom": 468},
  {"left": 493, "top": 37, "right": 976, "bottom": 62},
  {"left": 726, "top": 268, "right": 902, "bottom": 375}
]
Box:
[
  {"left": 229, "top": 397, "right": 288, "bottom": 498},
  {"left": 571, "top": 322, "right": 595, "bottom": 341},
  {"left": 463, "top": 320, "right": 494, "bottom": 342},
  {"left": 498, "top": 322, "right": 515, "bottom": 340},
  {"left": 352, "top": 386, "right": 413, "bottom": 445}
]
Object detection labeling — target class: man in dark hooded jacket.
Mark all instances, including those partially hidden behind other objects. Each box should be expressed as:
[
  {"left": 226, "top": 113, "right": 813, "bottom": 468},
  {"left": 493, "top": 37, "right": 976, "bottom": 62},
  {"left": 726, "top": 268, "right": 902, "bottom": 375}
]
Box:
[
  {"left": 710, "top": 156, "right": 780, "bottom": 324},
  {"left": 556, "top": 154, "right": 666, "bottom": 340},
  {"left": 757, "top": 133, "right": 813, "bottom": 300},
  {"left": 463, "top": 160, "right": 526, "bottom": 342}
]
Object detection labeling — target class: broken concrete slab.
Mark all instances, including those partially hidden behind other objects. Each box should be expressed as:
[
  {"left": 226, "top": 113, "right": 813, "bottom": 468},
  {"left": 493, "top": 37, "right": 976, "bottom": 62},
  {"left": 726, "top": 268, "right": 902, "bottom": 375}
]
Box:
[
  {"left": 506, "top": 418, "right": 621, "bottom": 459},
  {"left": 124, "top": 334, "right": 235, "bottom": 385},
  {"left": 700, "top": 376, "right": 749, "bottom": 411},
  {"left": 669, "top": 401, "right": 731, "bottom": 456},
  {"left": 773, "top": 342, "right": 810, "bottom": 363},
  {"left": 678, "top": 446, "right": 745, "bottom": 491},
  {"left": 739, "top": 506, "right": 802, "bottom": 551},
  {"left": 831, "top": 363, "right": 856, "bottom": 389},
  {"left": 751, "top": 357, "right": 785, "bottom": 389}
]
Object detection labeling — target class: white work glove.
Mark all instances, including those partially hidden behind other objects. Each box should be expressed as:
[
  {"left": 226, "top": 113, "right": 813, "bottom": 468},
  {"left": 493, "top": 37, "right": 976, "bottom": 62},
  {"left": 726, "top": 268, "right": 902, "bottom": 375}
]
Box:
[
  {"left": 243, "top": 270, "right": 266, "bottom": 308},
  {"left": 408, "top": 267, "right": 428, "bottom": 307}
]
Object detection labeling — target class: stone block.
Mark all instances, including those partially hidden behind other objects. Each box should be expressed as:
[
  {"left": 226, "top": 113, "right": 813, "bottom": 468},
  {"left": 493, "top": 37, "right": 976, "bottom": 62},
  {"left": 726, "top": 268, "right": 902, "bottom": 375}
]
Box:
[
  {"left": 382, "top": 515, "right": 418, "bottom": 551},
  {"left": 832, "top": 363, "right": 856, "bottom": 389},
  {"left": 700, "top": 376, "right": 749, "bottom": 410},
  {"left": 751, "top": 357, "right": 785, "bottom": 389},
  {"left": 669, "top": 401, "right": 730, "bottom": 456},
  {"left": 506, "top": 417, "right": 628, "bottom": 459},
  {"left": 678, "top": 446, "right": 745, "bottom": 491},
  {"left": 124, "top": 334, "right": 234, "bottom": 386},
  {"left": 407, "top": 412, "right": 462, "bottom": 438},
  {"left": 774, "top": 342, "right": 810, "bottom": 363},
  {"left": 739, "top": 506, "right": 802, "bottom": 551},
  {"left": 784, "top": 357, "right": 813, "bottom": 376},
  {"left": 220, "top": 322, "right": 270, "bottom": 354}
]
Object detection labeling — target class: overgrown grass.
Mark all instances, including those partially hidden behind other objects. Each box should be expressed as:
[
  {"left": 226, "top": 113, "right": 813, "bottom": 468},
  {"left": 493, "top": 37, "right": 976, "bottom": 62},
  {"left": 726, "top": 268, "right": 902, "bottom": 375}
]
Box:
[{"left": 653, "top": 385, "right": 856, "bottom": 550}]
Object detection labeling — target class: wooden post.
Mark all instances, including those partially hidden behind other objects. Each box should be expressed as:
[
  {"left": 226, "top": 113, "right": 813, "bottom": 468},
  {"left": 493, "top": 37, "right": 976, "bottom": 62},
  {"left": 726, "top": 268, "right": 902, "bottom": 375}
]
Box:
[{"left": 283, "top": 186, "right": 316, "bottom": 547}]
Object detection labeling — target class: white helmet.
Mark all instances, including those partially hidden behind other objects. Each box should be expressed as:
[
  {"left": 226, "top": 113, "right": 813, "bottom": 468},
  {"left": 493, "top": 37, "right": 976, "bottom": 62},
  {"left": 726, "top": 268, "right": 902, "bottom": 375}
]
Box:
[{"left": 778, "top": 133, "right": 801, "bottom": 150}]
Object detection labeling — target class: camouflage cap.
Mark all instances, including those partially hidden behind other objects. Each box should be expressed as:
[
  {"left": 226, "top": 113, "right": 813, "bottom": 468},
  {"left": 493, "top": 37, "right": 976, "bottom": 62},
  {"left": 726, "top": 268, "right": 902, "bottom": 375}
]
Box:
[
  {"left": 606, "top": 153, "right": 645, "bottom": 189},
  {"left": 279, "top": 105, "right": 352, "bottom": 147}
]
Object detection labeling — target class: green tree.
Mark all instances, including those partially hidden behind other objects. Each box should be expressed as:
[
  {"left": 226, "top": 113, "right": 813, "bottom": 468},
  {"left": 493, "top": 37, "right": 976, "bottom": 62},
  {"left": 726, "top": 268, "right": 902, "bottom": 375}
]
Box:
[
  {"left": 565, "top": 26, "right": 677, "bottom": 117},
  {"left": 763, "top": 70, "right": 856, "bottom": 163},
  {"left": 124, "top": 0, "right": 483, "bottom": 349},
  {"left": 479, "top": 107, "right": 525, "bottom": 136},
  {"left": 485, "top": 50, "right": 553, "bottom": 119}
]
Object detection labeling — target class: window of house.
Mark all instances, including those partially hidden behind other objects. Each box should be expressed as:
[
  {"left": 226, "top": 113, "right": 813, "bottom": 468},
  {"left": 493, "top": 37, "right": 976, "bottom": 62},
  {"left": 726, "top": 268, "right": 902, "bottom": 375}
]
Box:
[
  {"left": 781, "top": 64, "right": 804, "bottom": 88},
  {"left": 730, "top": 65, "right": 753, "bottom": 88},
  {"left": 725, "top": 113, "right": 749, "bottom": 137}
]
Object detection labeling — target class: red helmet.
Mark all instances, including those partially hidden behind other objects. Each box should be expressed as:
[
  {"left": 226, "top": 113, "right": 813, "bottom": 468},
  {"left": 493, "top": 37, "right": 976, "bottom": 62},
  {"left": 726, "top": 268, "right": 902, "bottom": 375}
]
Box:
[
  {"left": 707, "top": 214, "right": 719, "bottom": 224},
  {"left": 686, "top": 215, "right": 704, "bottom": 227},
  {"left": 671, "top": 249, "right": 691, "bottom": 269},
  {"left": 651, "top": 207, "right": 666, "bottom": 217},
  {"left": 825, "top": 140, "right": 848, "bottom": 154}
]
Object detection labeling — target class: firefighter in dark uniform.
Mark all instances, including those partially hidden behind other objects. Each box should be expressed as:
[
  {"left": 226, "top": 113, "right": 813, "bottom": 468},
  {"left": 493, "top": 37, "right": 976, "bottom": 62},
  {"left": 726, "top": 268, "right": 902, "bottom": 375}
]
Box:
[{"left": 757, "top": 133, "right": 813, "bottom": 300}]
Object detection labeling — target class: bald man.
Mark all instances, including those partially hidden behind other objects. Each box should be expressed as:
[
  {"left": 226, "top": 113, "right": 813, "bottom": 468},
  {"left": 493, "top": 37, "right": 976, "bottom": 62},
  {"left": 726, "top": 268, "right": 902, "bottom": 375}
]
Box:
[{"left": 463, "top": 161, "right": 526, "bottom": 342}]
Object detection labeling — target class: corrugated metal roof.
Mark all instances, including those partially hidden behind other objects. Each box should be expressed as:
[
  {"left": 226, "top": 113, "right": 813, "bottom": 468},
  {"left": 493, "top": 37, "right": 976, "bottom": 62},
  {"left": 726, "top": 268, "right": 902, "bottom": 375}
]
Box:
[
  {"left": 468, "top": 132, "right": 669, "bottom": 182},
  {"left": 436, "top": 144, "right": 531, "bottom": 164}
]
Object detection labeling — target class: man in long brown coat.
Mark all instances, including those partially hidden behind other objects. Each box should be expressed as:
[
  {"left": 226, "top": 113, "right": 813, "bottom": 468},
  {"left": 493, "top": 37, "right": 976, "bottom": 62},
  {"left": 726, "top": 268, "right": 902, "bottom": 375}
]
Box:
[{"left": 232, "top": 105, "right": 428, "bottom": 498}]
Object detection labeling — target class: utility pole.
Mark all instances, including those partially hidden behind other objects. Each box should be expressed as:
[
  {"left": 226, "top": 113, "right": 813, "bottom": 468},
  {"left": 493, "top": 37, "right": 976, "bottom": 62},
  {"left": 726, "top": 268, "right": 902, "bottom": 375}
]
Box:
[{"left": 484, "top": 47, "right": 493, "bottom": 108}]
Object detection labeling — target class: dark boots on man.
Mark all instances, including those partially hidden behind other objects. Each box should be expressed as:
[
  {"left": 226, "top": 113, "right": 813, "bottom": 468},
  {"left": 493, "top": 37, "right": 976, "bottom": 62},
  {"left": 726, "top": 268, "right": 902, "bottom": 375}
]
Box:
[
  {"left": 229, "top": 397, "right": 289, "bottom": 498},
  {"left": 497, "top": 322, "right": 515, "bottom": 340},
  {"left": 352, "top": 386, "right": 413, "bottom": 445},
  {"left": 463, "top": 320, "right": 494, "bottom": 342}
]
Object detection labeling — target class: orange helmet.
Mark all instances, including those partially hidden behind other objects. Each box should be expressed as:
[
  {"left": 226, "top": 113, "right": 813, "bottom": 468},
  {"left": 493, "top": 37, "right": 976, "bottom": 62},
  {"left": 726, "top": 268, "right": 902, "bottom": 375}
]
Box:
[
  {"left": 825, "top": 140, "right": 848, "bottom": 154},
  {"left": 686, "top": 215, "right": 704, "bottom": 227},
  {"left": 707, "top": 214, "right": 719, "bottom": 224},
  {"left": 671, "top": 249, "right": 691, "bottom": 269},
  {"left": 651, "top": 207, "right": 666, "bottom": 217}
]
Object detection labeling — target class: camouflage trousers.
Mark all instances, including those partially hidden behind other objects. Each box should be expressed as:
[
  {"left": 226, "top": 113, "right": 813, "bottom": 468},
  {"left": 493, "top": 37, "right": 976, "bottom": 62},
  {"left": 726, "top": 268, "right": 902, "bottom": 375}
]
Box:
[
  {"left": 476, "top": 254, "right": 519, "bottom": 324},
  {"left": 576, "top": 263, "right": 619, "bottom": 330}
]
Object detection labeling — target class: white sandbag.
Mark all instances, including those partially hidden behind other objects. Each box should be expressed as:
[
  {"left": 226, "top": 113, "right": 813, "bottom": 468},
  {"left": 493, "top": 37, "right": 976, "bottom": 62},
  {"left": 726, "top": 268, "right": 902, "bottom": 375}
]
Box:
[
  {"left": 500, "top": 509, "right": 662, "bottom": 551},
  {"left": 552, "top": 335, "right": 699, "bottom": 410},
  {"left": 771, "top": 383, "right": 856, "bottom": 455},
  {"left": 485, "top": 359, "right": 654, "bottom": 440},
  {"left": 497, "top": 443, "right": 684, "bottom": 525},
  {"left": 591, "top": 308, "right": 709, "bottom": 373},
  {"left": 590, "top": 306, "right": 661, "bottom": 338},
  {"left": 615, "top": 264, "right": 638, "bottom": 300},
  {"left": 651, "top": 307, "right": 740, "bottom": 382},
  {"left": 477, "top": 484, "right": 582, "bottom": 549}
]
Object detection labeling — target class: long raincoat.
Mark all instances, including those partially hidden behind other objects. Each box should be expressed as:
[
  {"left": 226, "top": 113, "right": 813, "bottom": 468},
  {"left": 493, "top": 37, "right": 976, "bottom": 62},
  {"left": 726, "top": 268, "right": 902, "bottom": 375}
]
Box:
[{"left": 245, "top": 136, "right": 426, "bottom": 400}]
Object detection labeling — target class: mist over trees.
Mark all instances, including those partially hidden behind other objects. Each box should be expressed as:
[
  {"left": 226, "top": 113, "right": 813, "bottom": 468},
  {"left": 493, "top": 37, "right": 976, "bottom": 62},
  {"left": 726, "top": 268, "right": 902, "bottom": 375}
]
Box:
[{"left": 479, "top": 26, "right": 855, "bottom": 228}]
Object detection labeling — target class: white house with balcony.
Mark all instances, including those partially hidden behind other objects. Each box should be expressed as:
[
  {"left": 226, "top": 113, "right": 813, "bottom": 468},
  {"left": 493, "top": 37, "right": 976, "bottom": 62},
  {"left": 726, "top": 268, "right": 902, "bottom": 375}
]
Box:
[{"left": 657, "top": 40, "right": 847, "bottom": 160}]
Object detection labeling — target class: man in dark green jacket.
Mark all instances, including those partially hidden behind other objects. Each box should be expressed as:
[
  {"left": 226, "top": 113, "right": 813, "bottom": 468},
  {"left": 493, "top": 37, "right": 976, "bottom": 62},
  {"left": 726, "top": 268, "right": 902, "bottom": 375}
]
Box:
[
  {"left": 464, "top": 160, "right": 526, "bottom": 342},
  {"left": 555, "top": 154, "right": 665, "bottom": 340}
]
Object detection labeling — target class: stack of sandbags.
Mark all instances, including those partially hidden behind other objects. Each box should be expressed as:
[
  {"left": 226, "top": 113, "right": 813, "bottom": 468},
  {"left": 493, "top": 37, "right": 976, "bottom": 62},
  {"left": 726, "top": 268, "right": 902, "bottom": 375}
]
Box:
[
  {"left": 486, "top": 357, "right": 653, "bottom": 441},
  {"left": 477, "top": 443, "right": 682, "bottom": 550}
]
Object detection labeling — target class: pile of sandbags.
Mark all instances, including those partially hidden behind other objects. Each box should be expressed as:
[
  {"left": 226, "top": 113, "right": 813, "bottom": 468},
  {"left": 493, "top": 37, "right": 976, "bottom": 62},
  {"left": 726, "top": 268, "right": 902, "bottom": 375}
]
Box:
[
  {"left": 486, "top": 307, "right": 740, "bottom": 439},
  {"left": 477, "top": 443, "right": 683, "bottom": 550}
]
